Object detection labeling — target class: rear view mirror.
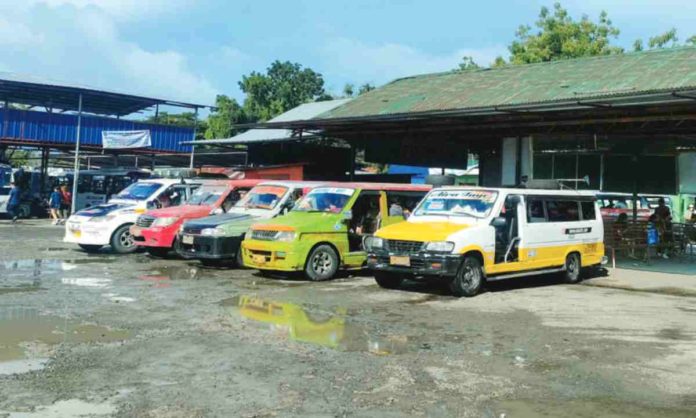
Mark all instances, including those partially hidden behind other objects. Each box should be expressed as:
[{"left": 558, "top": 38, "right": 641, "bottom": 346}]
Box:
[{"left": 491, "top": 216, "right": 507, "bottom": 228}]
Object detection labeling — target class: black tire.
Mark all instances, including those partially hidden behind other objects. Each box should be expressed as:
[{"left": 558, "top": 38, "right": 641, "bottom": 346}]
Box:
[
  {"left": 17, "top": 204, "right": 31, "bottom": 219},
  {"left": 146, "top": 247, "right": 170, "bottom": 258},
  {"left": 374, "top": 271, "right": 403, "bottom": 289},
  {"left": 78, "top": 244, "right": 102, "bottom": 253},
  {"left": 562, "top": 252, "right": 582, "bottom": 284},
  {"left": 110, "top": 224, "right": 137, "bottom": 254},
  {"left": 449, "top": 256, "right": 484, "bottom": 297},
  {"left": 305, "top": 244, "right": 339, "bottom": 281}
]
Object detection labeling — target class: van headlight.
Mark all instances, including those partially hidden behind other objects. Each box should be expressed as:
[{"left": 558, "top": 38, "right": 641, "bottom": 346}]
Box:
[
  {"left": 275, "top": 231, "right": 296, "bottom": 242},
  {"left": 425, "top": 241, "right": 455, "bottom": 253},
  {"left": 364, "top": 236, "right": 383, "bottom": 250},
  {"left": 152, "top": 217, "right": 179, "bottom": 227},
  {"left": 201, "top": 227, "right": 226, "bottom": 237}
]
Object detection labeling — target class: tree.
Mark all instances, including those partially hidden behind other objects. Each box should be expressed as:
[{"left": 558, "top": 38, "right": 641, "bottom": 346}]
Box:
[
  {"left": 358, "top": 83, "right": 375, "bottom": 95},
  {"left": 503, "top": 2, "right": 622, "bottom": 65},
  {"left": 239, "top": 60, "right": 327, "bottom": 121},
  {"left": 648, "top": 28, "right": 678, "bottom": 49},
  {"left": 146, "top": 112, "right": 208, "bottom": 140},
  {"left": 204, "top": 95, "right": 247, "bottom": 139},
  {"left": 687, "top": 35, "right": 696, "bottom": 46},
  {"left": 342, "top": 83, "right": 354, "bottom": 97},
  {"left": 457, "top": 56, "right": 481, "bottom": 71}
]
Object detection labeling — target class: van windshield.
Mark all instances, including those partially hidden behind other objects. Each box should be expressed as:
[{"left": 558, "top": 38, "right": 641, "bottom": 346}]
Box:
[
  {"left": 115, "top": 182, "right": 162, "bottom": 201},
  {"left": 293, "top": 187, "right": 354, "bottom": 213},
  {"left": 187, "top": 185, "right": 227, "bottom": 206},
  {"left": 235, "top": 185, "right": 288, "bottom": 210},
  {"left": 414, "top": 189, "right": 498, "bottom": 218}
]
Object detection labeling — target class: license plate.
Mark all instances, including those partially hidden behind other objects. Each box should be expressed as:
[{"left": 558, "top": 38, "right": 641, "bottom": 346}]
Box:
[
  {"left": 390, "top": 255, "right": 410, "bottom": 266},
  {"left": 130, "top": 226, "right": 142, "bottom": 236},
  {"left": 182, "top": 235, "right": 194, "bottom": 245},
  {"left": 252, "top": 254, "right": 267, "bottom": 265}
]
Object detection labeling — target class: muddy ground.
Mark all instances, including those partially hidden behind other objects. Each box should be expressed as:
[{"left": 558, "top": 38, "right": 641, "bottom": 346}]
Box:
[{"left": 1, "top": 221, "right": 695, "bottom": 417}]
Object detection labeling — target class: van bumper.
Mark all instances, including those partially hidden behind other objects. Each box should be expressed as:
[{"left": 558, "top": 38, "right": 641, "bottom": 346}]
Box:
[
  {"left": 366, "top": 250, "right": 461, "bottom": 278},
  {"left": 177, "top": 235, "right": 242, "bottom": 260}
]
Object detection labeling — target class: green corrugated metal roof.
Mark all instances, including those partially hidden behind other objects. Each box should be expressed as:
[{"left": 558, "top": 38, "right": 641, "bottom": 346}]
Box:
[{"left": 320, "top": 47, "right": 696, "bottom": 120}]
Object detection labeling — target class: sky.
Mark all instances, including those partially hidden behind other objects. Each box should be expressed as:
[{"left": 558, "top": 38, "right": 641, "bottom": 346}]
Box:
[{"left": 0, "top": 0, "right": 693, "bottom": 111}]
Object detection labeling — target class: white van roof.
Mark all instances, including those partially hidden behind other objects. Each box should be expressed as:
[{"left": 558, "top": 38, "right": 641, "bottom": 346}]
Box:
[{"left": 436, "top": 186, "right": 598, "bottom": 197}]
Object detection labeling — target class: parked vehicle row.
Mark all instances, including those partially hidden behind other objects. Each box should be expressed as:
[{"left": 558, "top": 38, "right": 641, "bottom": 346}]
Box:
[{"left": 63, "top": 178, "right": 608, "bottom": 296}]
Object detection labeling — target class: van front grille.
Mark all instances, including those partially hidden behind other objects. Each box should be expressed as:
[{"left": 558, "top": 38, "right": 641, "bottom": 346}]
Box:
[
  {"left": 386, "top": 240, "right": 424, "bottom": 254},
  {"left": 251, "top": 230, "right": 278, "bottom": 241}
]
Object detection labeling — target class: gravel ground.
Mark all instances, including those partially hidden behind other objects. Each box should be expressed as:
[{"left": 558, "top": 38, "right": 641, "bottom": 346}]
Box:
[{"left": 1, "top": 221, "right": 695, "bottom": 417}]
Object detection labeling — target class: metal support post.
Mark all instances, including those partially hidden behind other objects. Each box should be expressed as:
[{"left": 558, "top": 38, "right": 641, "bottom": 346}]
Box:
[
  {"left": 70, "top": 94, "right": 83, "bottom": 214},
  {"left": 189, "top": 107, "right": 198, "bottom": 169},
  {"left": 349, "top": 145, "right": 356, "bottom": 181}
]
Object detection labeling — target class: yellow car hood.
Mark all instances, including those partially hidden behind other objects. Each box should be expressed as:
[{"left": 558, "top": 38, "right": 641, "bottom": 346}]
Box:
[{"left": 375, "top": 221, "right": 471, "bottom": 242}]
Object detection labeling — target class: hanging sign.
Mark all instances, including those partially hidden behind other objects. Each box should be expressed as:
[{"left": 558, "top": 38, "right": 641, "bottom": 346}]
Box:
[{"left": 102, "top": 130, "right": 151, "bottom": 149}]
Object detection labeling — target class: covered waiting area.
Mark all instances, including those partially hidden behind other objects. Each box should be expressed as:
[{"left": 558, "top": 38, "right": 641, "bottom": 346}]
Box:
[{"left": 0, "top": 72, "right": 213, "bottom": 211}]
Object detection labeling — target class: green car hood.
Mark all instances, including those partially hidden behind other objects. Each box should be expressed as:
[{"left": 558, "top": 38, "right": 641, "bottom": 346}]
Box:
[{"left": 252, "top": 211, "right": 344, "bottom": 233}]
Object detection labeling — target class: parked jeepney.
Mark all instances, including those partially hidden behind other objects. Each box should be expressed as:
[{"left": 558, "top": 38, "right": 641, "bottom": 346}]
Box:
[
  {"left": 64, "top": 178, "right": 201, "bottom": 254},
  {"left": 241, "top": 182, "right": 431, "bottom": 281},
  {"left": 130, "top": 179, "right": 262, "bottom": 257},
  {"left": 176, "top": 181, "right": 321, "bottom": 266},
  {"left": 365, "top": 187, "right": 606, "bottom": 297}
]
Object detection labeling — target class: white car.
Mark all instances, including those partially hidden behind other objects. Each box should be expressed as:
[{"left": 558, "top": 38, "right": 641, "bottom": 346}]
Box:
[{"left": 64, "top": 179, "right": 199, "bottom": 254}]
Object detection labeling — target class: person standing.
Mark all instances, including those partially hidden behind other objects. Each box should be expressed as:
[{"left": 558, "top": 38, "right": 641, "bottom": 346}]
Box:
[
  {"left": 7, "top": 182, "right": 21, "bottom": 223},
  {"left": 60, "top": 184, "right": 72, "bottom": 219},
  {"left": 49, "top": 186, "right": 63, "bottom": 225}
]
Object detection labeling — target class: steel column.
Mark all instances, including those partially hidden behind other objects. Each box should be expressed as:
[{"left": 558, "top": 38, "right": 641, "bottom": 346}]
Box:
[
  {"left": 189, "top": 107, "right": 198, "bottom": 169},
  {"left": 70, "top": 94, "right": 83, "bottom": 214}
]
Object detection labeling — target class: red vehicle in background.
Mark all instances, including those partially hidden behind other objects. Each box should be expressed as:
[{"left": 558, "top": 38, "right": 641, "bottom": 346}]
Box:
[
  {"left": 597, "top": 193, "right": 653, "bottom": 220},
  {"left": 131, "top": 179, "right": 262, "bottom": 257}
]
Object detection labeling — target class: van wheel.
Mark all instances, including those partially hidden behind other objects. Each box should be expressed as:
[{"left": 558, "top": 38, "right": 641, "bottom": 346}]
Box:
[
  {"left": 374, "top": 271, "right": 403, "bottom": 289},
  {"left": 450, "top": 256, "right": 483, "bottom": 297},
  {"left": 110, "top": 224, "right": 137, "bottom": 254},
  {"left": 562, "top": 253, "right": 582, "bottom": 284},
  {"left": 78, "top": 244, "right": 102, "bottom": 253},
  {"left": 305, "top": 245, "right": 339, "bottom": 281}
]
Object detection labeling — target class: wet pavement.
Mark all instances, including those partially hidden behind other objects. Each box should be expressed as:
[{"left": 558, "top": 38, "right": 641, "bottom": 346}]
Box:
[{"left": 1, "top": 221, "right": 695, "bottom": 417}]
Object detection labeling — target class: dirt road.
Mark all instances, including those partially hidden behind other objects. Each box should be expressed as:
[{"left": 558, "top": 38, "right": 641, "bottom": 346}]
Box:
[{"left": 1, "top": 222, "right": 695, "bottom": 417}]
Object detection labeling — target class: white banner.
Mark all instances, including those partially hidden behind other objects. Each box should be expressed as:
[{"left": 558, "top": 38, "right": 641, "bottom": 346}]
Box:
[{"left": 102, "top": 130, "right": 151, "bottom": 149}]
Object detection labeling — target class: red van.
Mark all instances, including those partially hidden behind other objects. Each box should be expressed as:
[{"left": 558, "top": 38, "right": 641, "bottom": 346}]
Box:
[{"left": 131, "top": 179, "right": 262, "bottom": 257}]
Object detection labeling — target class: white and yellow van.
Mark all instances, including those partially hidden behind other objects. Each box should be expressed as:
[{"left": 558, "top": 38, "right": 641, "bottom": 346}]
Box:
[{"left": 365, "top": 187, "right": 607, "bottom": 297}]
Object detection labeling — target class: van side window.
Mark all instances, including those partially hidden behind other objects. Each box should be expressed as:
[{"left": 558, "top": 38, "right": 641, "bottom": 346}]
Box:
[
  {"left": 581, "top": 201, "right": 596, "bottom": 220},
  {"left": 547, "top": 200, "right": 580, "bottom": 222},
  {"left": 527, "top": 198, "right": 546, "bottom": 223}
]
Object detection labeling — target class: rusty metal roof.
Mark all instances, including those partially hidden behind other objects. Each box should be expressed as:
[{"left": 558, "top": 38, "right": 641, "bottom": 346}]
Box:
[{"left": 319, "top": 47, "right": 696, "bottom": 120}]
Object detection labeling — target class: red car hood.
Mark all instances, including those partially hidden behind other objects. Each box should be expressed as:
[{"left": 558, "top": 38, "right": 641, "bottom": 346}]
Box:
[{"left": 146, "top": 205, "right": 213, "bottom": 219}]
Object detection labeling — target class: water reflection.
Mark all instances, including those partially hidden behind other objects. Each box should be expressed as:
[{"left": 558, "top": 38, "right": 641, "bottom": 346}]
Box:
[{"left": 225, "top": 295, "right": 416, "bottom": 355}]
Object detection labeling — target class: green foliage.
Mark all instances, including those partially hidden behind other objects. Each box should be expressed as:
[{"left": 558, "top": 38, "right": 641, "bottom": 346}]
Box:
[
  {"left": 204, "top": 95, "right": 247, "bottom": 139},
  {"left": 358, "top": 83, "right": 375, "bottom": 95},
  {"left": 239, "top": 60, "right": 327, "bottom": 121},
  {"left": 648, "top": 28, "right": 678, "bottom": 49},
  {"left": 505, "top": 2, "right": 622, "bottom": 65},
  {"left": 343, "top": 83, "right": 354, "bottom": 98},
  {"left": 458, "top": 56, "right": 481, "bottom": 71},
  {"left": 633, "top": 39, "right": 643, "bottom": 52},
  {"left": 146, "top": 111, "right": 208, "bottom": 140}
]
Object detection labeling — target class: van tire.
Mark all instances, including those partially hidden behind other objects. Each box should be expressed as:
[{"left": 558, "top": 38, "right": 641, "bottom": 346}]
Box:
[
  {"left": 305, "top": 244, "right": 339, "bottom": 281},
  {"left": 79, "top": 244, "right": 102, "bottom": 253},
  {"left": 374, "top": 271, "right": 403, "bottom": 289},
  {"left": 450, "top": 256, "right": 483, "bottom": 297},
  {"left": 110, "top": 224, "right": 137, "bottom": 254},
  {"left": 562, "top": 253, "right": 582, "bottom": 284}
]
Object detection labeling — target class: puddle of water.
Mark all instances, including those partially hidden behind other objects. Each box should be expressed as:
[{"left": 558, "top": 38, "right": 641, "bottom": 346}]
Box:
[
  {"left": 0, "top": 307, "right": 130, "bottom": 372},
  {"left": 0, "top": 286, "right": 43, "bottom": 295},
  {"left": 140, "top": 265, "right": 202, "bottom": 281},
  {"left": 1, "top": 398, "right": 116, "bottom": 417},
  {"left": 0, "top": 358, "right": 49, "bottom": 375},
  {"left": 491, "top": 398, "right": 695, "bottom": 418},
  {"left": 222, "top": 295, "right": 438, "bottom": 355},
  {"left": 60, "top": 278, "right": 111, "bottom": 288}
]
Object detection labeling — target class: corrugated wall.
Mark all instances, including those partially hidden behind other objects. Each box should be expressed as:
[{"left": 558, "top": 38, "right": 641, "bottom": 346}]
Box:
[{"left": 0, "top": 108, "right": 193, "bottom": 153}]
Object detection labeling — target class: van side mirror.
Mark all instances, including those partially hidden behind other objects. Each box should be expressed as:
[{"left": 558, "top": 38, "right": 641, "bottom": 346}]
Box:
[
  {"left": 282, "top": 200, "right": 295, "bottom": 214},
  {"left": 343, "top": 210, "right": 353, "bottom": 222},
  {"left": 211, "top": 207, "right": 224, "bottom": 215},
  {"left": 491, "top": 217, "right": 507, "bottom": 228},
  {"left": 507, "top": 195, "right": 521, "bottom": 205}
]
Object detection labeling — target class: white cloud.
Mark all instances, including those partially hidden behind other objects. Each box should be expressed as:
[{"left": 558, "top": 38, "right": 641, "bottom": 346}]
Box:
[
  {"left": 24, "top": 0, "right": 193, "bottom": 21},
  {"left": 0, "top": 2, "right": 217, "bottom": 109},
  {"left": 319, "top": 38, "right": 506, "bottom": 87}
]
